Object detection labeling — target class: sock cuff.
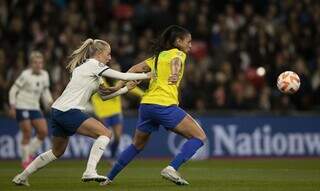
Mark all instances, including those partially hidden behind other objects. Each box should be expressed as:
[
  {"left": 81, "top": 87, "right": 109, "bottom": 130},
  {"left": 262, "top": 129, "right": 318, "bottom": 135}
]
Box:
[
  {"left": 96, "top": 135, "right": 110, "bottom": 146},
  {"left": 190, "top": 138, "right": 204, "bottom": 146},
  {"left": 47, "top": 149, "right": 58, "bottom": 160}
]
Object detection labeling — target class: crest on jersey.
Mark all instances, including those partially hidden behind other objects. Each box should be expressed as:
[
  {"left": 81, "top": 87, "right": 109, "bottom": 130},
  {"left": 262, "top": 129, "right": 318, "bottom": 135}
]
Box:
[
  {"left": 99, "top": 63, "right": 106, "bottom": 67},
  {"left": 176, "top": 51, "right": 183, "bottom": 57}
]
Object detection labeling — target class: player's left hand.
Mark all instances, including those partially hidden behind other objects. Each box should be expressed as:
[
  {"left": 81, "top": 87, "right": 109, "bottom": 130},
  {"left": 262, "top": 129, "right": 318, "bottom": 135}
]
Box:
[{"left": 98, "top": 84, "right": 120, "bottom": 95}]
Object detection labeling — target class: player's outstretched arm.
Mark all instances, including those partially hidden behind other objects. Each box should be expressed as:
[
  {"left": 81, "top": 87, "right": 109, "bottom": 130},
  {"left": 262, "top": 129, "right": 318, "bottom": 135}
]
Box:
[
  {"left": 98, "top": 81, "right": 139, "bottom": 100},
  {"left": 114, "top": 61, "right": 152, "bottom": 88},
  {"left": 100, "top": 68, "right": 151, "bottom": 81}
]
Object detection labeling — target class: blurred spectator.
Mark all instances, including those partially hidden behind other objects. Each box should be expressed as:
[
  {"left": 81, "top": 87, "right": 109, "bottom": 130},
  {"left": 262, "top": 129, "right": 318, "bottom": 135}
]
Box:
[{"left": 0, "top": 0, "right": 320, "bottom": 113}]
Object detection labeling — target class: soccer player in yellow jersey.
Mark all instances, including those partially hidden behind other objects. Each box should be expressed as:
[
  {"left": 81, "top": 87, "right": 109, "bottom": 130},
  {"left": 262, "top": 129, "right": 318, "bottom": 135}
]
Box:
[
  {"left": 101, "top": 25, "right": 207, "bottom": 186},
  {"left": 91, "top": 66, "right": 144, "bottom": 160}
]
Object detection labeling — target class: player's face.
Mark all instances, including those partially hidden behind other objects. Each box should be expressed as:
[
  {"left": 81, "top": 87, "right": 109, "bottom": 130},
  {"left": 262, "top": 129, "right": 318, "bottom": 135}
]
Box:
[
  {"left": 177, "top": 34, "right": 192, "bottom": 53},
  {"left": 100, "top": 47, "right": 112, "bottom": 64},
  {"left": 31, "top": 57, "right": 44, "bottom": 74}
]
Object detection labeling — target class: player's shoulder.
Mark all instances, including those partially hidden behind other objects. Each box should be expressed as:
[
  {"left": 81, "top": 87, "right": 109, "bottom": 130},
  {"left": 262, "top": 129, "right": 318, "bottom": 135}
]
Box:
[
  {"left": 20, "top": 68, "right": 32, "bottom": 77},
  {"left": 84, "top": 58, "right": 109, "bottom": 71},
  {"left": 166, "top": 48, "right": 186, "bottom": 58},
  {"left": 40, "top": 69, "right": 49, "bottom": 76}
]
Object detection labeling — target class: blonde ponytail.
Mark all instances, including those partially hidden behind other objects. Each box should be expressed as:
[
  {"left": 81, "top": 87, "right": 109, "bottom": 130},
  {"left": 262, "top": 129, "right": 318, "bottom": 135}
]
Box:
[
  {"left": 66, "top": 38, "right": 110, "bottom": 72},
  {"left": 66, "top": 38, "right": 94, "bottom": 72}
]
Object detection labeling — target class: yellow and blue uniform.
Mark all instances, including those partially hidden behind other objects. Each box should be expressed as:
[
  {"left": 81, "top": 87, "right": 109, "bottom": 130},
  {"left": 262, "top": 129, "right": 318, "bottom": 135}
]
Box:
[
  {"left": 137, "top": 48, "right": 188, "bottom": 133},
  {"left": 91, "top": 80, "right": 144, "bottom": 127}
]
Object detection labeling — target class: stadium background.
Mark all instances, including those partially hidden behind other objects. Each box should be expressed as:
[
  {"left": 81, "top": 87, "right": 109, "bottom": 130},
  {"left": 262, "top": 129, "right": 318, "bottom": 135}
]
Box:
[{"left": 0, "top": 0, "right": 320, "bottom": 190}]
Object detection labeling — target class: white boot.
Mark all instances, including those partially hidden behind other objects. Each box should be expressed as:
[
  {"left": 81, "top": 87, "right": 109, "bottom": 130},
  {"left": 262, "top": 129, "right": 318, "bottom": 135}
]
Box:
[
  {"left": 161, "top": 166, "right": 189, "bottom": 185},
  {"left": 12, "top": 174, "right": 30, "bottom": 186},
  {"left": 99, "top": 176, "right": 112, "bottom": 186},
  {"left": 82, "top": 171, "right": 107, "bottom": 182}
]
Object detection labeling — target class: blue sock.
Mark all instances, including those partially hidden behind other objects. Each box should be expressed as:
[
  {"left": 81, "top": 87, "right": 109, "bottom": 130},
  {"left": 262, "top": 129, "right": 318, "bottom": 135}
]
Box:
[
  {"left": 107, "top": 144, "right": 141, "bottom": 180},
  {"left": 110, "top": 140, "right": 119, "bottom": 159},
  {"left": 169, "top": 138, "right": 204, "bottom": 170}
]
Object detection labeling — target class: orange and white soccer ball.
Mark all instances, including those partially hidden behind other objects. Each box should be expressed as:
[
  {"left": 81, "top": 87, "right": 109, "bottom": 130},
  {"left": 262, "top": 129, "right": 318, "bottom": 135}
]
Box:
[{"left": 277, "top": 71, "right": 300, "bottom": 94}]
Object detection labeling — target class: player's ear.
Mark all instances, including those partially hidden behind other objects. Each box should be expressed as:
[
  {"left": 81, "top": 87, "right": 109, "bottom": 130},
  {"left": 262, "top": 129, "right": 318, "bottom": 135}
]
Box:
[{"left": 175, "top": 38, "right": 182, "bottom": 47}]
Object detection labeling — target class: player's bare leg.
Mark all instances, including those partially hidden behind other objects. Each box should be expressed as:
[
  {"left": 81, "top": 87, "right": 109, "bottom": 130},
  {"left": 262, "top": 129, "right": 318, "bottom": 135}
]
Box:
[
  {"left": 12, "top": 136, "right": 68, "bottom": 186},
  {"left": 29, "top": 118, "right": 48, "bottom": 157},
  {"left": 19, "top": 120, "right": 33, "bottom": 169}
]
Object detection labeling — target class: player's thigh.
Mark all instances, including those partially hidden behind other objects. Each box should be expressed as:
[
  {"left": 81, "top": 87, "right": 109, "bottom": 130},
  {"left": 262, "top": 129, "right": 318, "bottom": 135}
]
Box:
[
  {"left": 171, "top": 114, "right": 207, "bottom": 141},
  {"left": 19, "top": 120, "right": 33, "bottom": 139},
  {"left": 76, "top": 118, "right": 112, "bottom": 139},
  {"left": 31, "top": 118, "right": 48, "bottom": 139},
  {"left": 132, "top": 129, "right": 151, "bottom": 150},
  {"left": 112, "top": 123, "right": 123, "bottom": 140},
  {"left": 52, "top": 136, "right": 69, "bottom": 158}
]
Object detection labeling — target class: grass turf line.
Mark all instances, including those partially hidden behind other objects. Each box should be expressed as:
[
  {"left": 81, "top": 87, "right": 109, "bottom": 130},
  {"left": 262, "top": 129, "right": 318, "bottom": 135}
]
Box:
[{"left": 0, "top": 159, "right": 319, "bottom": 191}]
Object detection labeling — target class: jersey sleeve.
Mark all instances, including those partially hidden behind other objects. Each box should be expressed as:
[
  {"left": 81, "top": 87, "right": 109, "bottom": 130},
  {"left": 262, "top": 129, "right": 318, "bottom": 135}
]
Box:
[
  {"left": 41, "top": 71, "right": 53, "bottom": 107},
  {"left": 14, "top": 71, "right": 27, "bottom": 88},
  {"left": 43, "top": 71, "right": 50, "bottom": 89},
  {"left": 170, "top": 49, "right": 186, "bottom": 63},
  {"left": 145, "top": 57, "right": 154, "bottom": 68},
  {"left": 94, "top": 62, "right": 110, "bottom": 76}
]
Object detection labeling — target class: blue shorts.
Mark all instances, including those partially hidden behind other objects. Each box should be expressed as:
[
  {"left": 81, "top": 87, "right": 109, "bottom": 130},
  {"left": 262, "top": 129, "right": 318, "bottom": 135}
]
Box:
[
  {"left": 103, "top": 114, "right": 123, "bottom": 127},
  {"left": 51, "top": 108, "right": 90, "bottom": 137},
  {"left": 16, "top": 109, "right": 44, "bottom": 122},
  {"left": 136, "top": 104, "right": 187, "bottom": 133}
]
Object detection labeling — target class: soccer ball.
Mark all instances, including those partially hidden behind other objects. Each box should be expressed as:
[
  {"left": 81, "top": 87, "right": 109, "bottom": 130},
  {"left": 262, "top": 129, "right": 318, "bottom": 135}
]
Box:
[{"left": 277, "top": 71, "right": 300, "bottom": 94}]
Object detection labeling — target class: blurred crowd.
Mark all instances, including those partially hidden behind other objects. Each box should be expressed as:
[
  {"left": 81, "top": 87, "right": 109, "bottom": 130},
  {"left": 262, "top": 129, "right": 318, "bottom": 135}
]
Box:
[{"left": 1, "top": 0, "right": 320, "bottom": 114}]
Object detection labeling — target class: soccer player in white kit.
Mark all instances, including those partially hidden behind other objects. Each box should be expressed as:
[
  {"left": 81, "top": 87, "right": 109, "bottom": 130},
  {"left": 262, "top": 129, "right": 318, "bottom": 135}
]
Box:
[
  {"left": 12, "top": 38, "right": 151, "bottom": 186},
  {"left": 9, "top": 51, "right": 53, "bottom": 169}
]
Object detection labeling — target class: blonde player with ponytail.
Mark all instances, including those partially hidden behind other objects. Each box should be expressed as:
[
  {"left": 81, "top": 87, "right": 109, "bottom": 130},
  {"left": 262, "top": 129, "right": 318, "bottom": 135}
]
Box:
[{"left": 12, "top": 39, "right": 151, "bottom": 186}]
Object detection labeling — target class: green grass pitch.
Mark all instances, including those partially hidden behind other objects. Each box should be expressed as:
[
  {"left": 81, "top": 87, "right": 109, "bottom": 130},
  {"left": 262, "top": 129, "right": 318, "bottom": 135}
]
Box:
[{"left": 1, "top": 159, "right": 319, "bottom": 191}]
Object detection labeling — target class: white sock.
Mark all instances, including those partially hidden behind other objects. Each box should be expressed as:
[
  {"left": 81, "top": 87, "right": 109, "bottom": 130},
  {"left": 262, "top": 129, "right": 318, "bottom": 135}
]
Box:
[
  {"left": 21, "top": 144, "right": 30, "bottom": 162},
  {"left": 85, "top": 136, "right": 110, "bottom": 173},
  {"left": 20, "top": 149, "right": 57, "bottom": 179},
  {"left": 28, "top": 137, "right": 43, "bottom": 156}
]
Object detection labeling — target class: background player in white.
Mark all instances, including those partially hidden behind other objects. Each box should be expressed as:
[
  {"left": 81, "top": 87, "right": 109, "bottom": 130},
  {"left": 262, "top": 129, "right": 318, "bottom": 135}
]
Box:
[
  {"left": 12, "top": 38, "right": 151, "bottom": 186},
  {"left": 9, "top": 51, "right": 53, "bottom": 169}
]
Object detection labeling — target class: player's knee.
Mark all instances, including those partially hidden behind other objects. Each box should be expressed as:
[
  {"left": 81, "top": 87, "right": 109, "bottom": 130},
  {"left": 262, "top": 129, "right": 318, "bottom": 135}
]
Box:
[
  {"left": 132, "top": 140, "right": 146, "bottom": 150},
  {"left": 22, "top": 130, "right": 32, "bottom": 141},
  {"left": 194, "top": 131, "right": 207, "bottom": 142},
  {"left": 99, "top": 128, "right": 112, "bottom": 139},
  {"left": 114, "top": 132, "right": 121, "bottom": 141},
  {"left": 37, "top": 128, "right": 48, "bottom": 140}
]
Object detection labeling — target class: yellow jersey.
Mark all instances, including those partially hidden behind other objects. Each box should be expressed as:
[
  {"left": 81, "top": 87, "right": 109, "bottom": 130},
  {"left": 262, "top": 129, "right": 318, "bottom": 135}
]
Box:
[
  {"left": 91, "top": 80, "right": 144, "bottom": 118},
  {"left": 141, "top": 48, "right": 186, "bottom": 106}
]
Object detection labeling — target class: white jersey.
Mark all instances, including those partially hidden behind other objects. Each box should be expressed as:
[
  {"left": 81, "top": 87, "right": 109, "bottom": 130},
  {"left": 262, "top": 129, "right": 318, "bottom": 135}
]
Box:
[
  {"left": 52, "top": 59, "right": 109, "bottom": 111},
  {"left": 9, "top": 69, "right": 51, "bottom": 110}
]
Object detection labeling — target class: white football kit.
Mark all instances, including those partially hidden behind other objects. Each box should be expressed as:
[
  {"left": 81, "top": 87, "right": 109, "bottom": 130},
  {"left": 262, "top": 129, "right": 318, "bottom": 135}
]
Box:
[
  {"left": 9, "top": 69, "right": 52, "bottom": 110},
  {"left": 52, "top": 58, "right": 149, "bottom": 112}
]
